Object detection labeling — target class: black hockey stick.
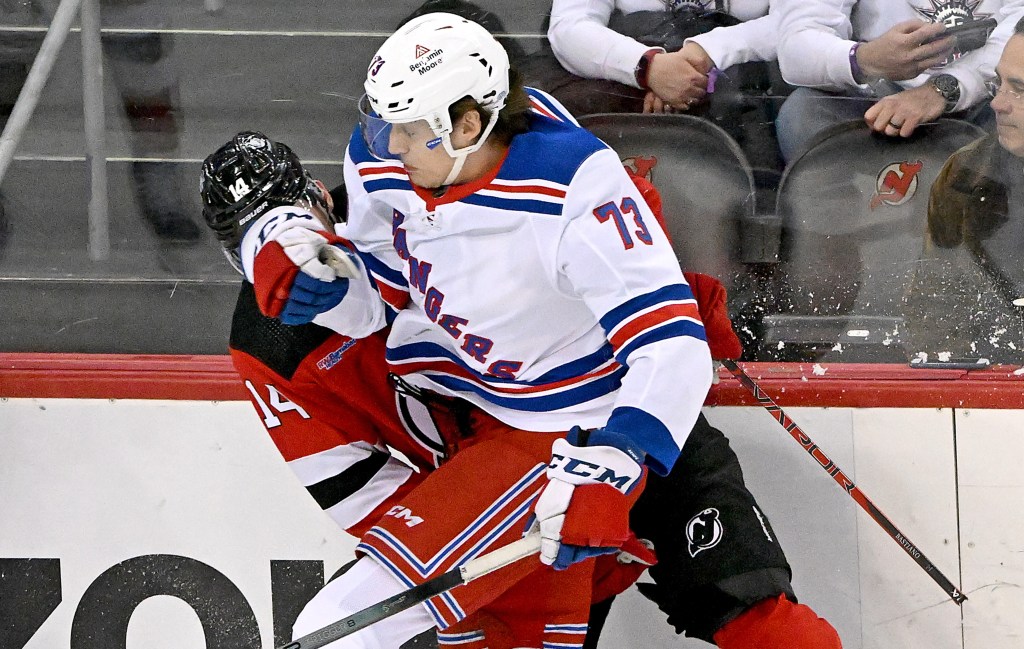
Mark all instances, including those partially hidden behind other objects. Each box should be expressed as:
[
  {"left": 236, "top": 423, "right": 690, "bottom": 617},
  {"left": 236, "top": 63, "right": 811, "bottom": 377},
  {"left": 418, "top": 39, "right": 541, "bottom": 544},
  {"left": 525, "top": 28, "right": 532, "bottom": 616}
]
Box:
[
  {"left": 277, "top": 533, "right": 542, "bottom": 649},
  {"left": 720, "top": 359, "right": 967, "bottom": 605}
]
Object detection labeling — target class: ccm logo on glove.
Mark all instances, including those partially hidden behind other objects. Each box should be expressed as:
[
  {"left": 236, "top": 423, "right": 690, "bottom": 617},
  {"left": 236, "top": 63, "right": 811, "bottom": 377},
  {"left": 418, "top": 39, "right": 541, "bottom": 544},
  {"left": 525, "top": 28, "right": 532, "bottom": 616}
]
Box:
[
  {"left": 547, "top": 453, "right": 640, "bottom": 491},
  {"left": 530, "top": 428, "right": 646, "bottom": 570}
]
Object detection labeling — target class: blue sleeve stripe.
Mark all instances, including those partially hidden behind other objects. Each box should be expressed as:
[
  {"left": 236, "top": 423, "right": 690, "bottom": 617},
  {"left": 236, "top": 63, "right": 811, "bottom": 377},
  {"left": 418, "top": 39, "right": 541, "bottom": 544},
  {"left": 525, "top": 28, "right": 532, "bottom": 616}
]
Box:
[
  {"left": 599, "top": 284, "right": 696, "bottom": 333},
  {"left": 532, "top": 345, "right": 616, "bottom": 383},
  {"left": 358, "top": 252, "right": 407, "bottom": 288},
  {"left": 459, "top": 193, "right": 563, "bottom": 216},
  {"left": 426, "top": 366, "right": 627, "bottom": 412},
  {"left": 526, "top": 87, "right": 576, "bottom": 123},
  {"left": 614, "top": 320, "right": 707, "bottom": 365},
  {"left": 605, "top": 406, "right": 680, "bottom": 476},
  {"left": 364, "top": 178, "right": 412, "bottom": 193},
  {"left": 386, "top": 340, "right": 616, "bottom": 387}
]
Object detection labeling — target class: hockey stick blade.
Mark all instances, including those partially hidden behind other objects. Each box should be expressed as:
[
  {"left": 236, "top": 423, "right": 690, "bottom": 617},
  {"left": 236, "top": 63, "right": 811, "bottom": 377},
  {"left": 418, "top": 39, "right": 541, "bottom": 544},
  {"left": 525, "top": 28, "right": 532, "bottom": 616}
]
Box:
[
  {"left": 277, "top": 533, "right": 542, "bottom": 649},
  {"left": 720, "top": 359, "right": 967, "bottom": 605}
]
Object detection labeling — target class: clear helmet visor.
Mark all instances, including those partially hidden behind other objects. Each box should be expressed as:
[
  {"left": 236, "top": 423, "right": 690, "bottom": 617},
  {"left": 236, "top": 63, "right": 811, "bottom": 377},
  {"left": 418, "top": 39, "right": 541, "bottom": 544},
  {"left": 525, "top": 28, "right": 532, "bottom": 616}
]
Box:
[
  {"left": 358, "top": 94, "right": 451, "bottom": 162},
  {"left": 358, "top": 94, "right": 398, "bottom": 161}
]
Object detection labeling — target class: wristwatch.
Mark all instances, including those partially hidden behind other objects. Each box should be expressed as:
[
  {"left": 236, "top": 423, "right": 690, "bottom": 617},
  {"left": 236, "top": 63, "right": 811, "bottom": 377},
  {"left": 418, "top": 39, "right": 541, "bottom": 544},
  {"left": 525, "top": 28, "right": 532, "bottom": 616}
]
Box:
[
  {"left": 634, "top": 48, "right": 663, "bottom": 90},
  {"left": 930, "top": 74, "right": 961, "bottom": 113}
]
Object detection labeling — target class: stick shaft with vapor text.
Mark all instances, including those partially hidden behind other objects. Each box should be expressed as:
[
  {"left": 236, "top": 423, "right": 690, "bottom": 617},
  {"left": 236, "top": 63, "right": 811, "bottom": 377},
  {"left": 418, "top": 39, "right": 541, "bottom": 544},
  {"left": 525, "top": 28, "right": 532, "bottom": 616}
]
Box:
[
  {"left": 277, "top": 533, "right": 542, "bottom": 649},
  {"left": 720, "top": 359, "right": 966, "bottom": 605}
]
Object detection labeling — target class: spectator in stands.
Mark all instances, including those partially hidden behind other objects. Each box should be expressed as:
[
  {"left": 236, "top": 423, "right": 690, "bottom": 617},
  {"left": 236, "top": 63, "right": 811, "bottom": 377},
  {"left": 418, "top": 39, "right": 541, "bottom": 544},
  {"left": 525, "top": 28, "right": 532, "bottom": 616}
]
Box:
[
  {"left": 547, "top": 1, "right": 776, "bottom": 111},
  {"left": 545, "top": 1, "right": 787, "bottom": 188},
  {"left": 774, "top": 1, "right": 1024, "bottom": 162},
  {"left": 904, "top": 15, "right": 1024, "bottom": 362},
  {"left": 1, "top": 0, "right": 201, "bottom": 244}
]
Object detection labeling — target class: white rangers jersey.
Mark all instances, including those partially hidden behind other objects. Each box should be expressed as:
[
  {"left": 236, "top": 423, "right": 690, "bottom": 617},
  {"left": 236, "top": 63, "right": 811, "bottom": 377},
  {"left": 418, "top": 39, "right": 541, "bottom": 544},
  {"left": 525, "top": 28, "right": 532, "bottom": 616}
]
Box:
[{"left": 323, "top": 89, "right": 712, "bottom": 475}]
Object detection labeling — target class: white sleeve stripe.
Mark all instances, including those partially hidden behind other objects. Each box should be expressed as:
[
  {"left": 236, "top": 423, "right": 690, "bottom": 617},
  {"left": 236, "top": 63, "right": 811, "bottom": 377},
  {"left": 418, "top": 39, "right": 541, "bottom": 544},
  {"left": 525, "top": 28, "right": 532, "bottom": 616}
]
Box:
[
  {"left": 323, "top": 459, "right": 416, "bottom": 530},
  {"left": 488, "top": 177, "right": 568, "bottom": 191},
  {"left": 287, "top": 441, "right": 380, "bottom": 486},
  {"left": 475, "top": 188, "right": 565, "bottom": 204}
]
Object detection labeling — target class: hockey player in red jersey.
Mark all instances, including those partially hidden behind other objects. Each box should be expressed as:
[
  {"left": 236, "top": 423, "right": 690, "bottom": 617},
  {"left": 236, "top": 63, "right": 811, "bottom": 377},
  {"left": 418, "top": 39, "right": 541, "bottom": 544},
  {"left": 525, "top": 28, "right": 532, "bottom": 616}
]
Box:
[
  {"left": 200, "top": 133, "right": 442, "bottom": 541},
  {"left": 204, "top": 14, "right": 840, "bottom": 647}
]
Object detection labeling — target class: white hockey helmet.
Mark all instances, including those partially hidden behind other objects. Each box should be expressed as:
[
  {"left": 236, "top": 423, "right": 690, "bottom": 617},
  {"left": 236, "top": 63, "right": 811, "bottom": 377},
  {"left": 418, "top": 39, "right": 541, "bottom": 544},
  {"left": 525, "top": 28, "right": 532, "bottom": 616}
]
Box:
[{"left": 359, "top": 12, "right": 510, "bottom": 163}]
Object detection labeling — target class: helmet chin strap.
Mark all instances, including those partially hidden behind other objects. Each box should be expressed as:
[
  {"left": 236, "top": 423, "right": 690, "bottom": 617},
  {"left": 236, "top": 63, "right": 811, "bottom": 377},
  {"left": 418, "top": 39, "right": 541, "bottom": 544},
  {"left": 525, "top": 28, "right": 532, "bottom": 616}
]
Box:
[
  {"left": 437, "top": 111, "right": 501, "bottom": 187},
  {"left": 442, "top": 152, "right": 468, "bottom": 186}
]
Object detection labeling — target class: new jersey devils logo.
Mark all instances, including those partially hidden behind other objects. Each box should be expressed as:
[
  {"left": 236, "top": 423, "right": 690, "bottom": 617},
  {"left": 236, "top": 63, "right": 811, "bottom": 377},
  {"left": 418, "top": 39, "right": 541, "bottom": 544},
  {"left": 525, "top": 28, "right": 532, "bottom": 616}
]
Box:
[
  {"left": 622, "top": 155, "right": 658, "bottom": 181},
  {"left": 869, "top": 160, "right": 924, "bottom": 210},
  {"left": 686, "top": 508, "right": 724, "bottom": 557}
]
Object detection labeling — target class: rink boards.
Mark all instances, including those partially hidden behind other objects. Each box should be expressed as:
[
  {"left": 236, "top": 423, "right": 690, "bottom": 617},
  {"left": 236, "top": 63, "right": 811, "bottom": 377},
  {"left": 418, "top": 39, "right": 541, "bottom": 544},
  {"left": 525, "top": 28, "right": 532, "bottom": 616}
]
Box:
[{"left": 1, "top": 366, "right": 1023, "bottom": 649}]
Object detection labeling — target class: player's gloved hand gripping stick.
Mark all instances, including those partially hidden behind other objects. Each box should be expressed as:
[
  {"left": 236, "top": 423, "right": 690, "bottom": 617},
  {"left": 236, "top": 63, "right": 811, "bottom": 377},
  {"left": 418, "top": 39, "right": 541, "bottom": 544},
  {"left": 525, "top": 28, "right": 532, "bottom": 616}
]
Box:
[
  {"left": 529, "top": 426, "right": 645, "bottom": 570},
  {"left": 277, "top": 533, "right": 542, "bottom": 649}
]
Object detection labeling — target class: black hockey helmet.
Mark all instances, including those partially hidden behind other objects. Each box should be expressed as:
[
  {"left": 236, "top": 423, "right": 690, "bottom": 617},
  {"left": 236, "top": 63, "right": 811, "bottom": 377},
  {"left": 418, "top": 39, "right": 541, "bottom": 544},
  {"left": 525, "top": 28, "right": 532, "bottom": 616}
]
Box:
[{"left": 200, "top": 131, "right": 328, "bottom": 268}]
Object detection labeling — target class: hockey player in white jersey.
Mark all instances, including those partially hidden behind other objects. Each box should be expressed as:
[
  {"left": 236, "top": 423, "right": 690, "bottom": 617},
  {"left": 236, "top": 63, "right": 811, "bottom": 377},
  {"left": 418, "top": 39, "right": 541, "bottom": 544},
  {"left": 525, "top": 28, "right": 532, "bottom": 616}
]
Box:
[{"left": 242, "top": 12, "right": 839, "bottom": 649}]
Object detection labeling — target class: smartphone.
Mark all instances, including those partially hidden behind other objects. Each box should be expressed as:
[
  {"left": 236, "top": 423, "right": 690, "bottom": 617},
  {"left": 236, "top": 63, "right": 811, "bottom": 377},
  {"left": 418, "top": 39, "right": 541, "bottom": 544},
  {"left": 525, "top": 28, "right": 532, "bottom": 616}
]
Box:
[
  {"left": 910, "top": 356, "right": 991, "bottom": 370},
  {"left": 922, "top": 17, "right": 998, "bottom": 52}
]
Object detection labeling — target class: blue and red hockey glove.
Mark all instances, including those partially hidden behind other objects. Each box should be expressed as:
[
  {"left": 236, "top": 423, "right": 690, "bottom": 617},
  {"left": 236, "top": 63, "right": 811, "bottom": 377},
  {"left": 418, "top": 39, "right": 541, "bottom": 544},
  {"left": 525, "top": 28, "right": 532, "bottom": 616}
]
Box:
[
  {"left": 528, "top": 426, "right": 646, "bottom": 570},
  {"left": 252, "top": 227, "right": 360, "bottom": 325}
]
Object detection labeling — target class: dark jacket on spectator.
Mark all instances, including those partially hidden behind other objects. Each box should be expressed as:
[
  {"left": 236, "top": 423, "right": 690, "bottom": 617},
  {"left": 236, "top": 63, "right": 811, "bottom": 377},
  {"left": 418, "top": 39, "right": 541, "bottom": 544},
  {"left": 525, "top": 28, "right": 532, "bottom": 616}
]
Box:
[{"left": 904, "top": 134, "right": 1024, "bottom": 362}]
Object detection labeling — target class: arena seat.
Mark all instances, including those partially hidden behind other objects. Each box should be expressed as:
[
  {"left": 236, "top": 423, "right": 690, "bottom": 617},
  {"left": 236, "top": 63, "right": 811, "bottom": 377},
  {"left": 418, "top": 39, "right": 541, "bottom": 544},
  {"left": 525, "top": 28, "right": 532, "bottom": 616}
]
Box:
[
  {"left": 766, "top": 118, "right": 987, "bottom": 361},
  {"left": 578, "top": 113, "right": 761, "bottom": 290}
]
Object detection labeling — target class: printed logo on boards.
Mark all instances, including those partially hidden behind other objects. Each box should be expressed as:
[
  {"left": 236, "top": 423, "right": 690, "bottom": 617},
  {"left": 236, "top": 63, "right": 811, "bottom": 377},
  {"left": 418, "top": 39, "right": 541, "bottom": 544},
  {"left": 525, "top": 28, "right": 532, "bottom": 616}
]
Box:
[
  {"left": 686, "top": 507, "right": 724, "bottom": 557},
  {"left": 869, "top": 160, "right": 924, "bottom": 210},
  {"left": 622, "top": 155, "right": 659, "bottom": 181}
]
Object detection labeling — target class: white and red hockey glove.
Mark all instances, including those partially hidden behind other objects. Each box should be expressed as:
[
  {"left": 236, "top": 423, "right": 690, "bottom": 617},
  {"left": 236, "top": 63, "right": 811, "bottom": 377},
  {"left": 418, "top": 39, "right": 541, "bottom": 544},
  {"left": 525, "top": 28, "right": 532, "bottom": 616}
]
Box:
[
  {"left": 252, "top": 227, "right": 360, "bottom": 325},
  {"left": 529, "top": 426, "right": 645, "bottom": 571}
]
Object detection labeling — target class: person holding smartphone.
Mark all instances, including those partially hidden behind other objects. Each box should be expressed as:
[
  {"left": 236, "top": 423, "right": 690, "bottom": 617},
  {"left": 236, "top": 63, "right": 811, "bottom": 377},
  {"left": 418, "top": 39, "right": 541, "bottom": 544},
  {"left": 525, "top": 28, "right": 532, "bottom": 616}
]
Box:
[
  {"left": 773, "top": 0, "right": 1024, "bottom": 161},
  {"left": 904, "top": 15, "right": 1024, "bottom": 364}
]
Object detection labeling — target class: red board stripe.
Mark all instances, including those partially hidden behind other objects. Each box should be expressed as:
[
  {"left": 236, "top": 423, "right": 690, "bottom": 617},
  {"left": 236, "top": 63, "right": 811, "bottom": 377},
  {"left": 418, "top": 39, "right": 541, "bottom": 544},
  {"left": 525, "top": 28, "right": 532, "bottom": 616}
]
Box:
[{"left": 2, "top": 354, "right": 1023, "bottom": 408}]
